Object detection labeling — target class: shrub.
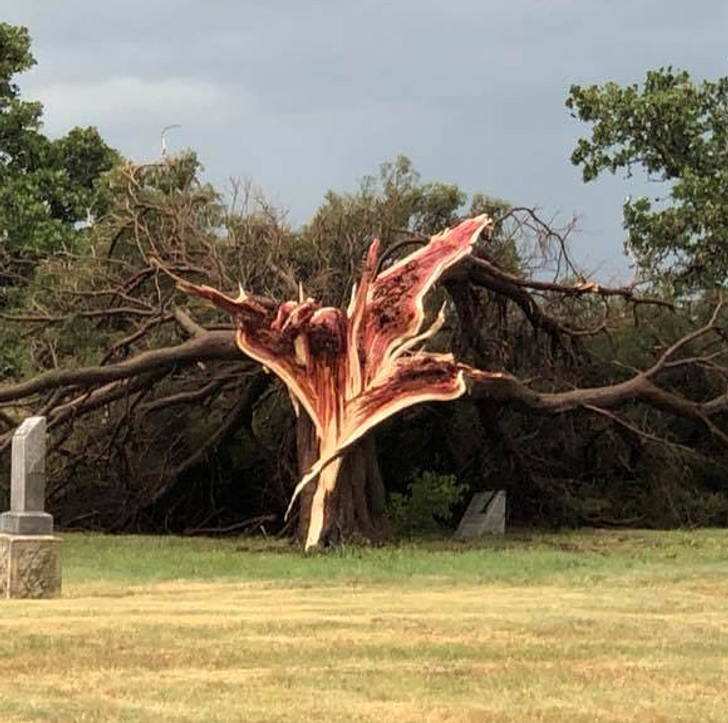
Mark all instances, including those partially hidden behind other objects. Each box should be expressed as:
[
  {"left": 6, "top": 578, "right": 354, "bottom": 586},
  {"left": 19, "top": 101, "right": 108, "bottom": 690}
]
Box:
[{"left": 387, "top": 470, "right": 467, "bottom": 535}]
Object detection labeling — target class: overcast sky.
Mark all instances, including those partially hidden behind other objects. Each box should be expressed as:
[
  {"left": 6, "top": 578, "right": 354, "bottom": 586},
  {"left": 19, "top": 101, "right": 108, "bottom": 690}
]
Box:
[{"left": 4, "top": 1, "right": 727, "bottom": 280}]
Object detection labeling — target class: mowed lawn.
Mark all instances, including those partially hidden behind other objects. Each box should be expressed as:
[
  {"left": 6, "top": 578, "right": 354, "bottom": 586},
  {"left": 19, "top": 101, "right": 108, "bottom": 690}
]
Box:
[{"left": 0, "top": 531, "right": 727, "bottom": 722}]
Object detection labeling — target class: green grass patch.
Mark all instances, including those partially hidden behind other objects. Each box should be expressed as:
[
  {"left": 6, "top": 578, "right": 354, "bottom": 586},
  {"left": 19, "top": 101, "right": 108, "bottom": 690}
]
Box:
[{"left": 63, "top": 528, "right": 728, "bottom": 589}]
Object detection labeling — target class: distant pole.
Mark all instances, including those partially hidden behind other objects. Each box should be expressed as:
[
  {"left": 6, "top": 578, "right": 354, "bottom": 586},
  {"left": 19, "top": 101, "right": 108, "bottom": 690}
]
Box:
[{"left": 161, "top": 124, "right": 181, "bottom": 157}]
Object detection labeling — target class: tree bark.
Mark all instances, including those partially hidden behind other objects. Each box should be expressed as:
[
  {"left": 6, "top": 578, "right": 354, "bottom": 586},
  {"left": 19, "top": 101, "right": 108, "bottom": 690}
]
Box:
[{"left": 295, "top": 411, "right": 389, "bottom": 547}]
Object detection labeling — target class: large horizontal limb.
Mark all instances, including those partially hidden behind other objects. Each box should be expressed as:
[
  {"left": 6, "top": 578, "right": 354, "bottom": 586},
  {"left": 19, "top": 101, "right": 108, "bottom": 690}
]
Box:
[
  {"left": 0, "top": 331, "right": 241, "bottom": 403},
  {"left": 466, "top": 370, "right": 728, "bottom": 444}
]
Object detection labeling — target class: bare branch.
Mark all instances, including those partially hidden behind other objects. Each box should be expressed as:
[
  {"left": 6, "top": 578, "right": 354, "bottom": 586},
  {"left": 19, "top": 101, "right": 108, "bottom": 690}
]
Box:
[
  {"left": 167, "top": 372, "right": 270, "bottom": 480},
  {"left": 645, "top": 298, "right": 723, "bottom": 377},
  {"left": 0, "top": 331, "right": 241, "bottom": 403},
  {"left": 466, "top": 369, "right": 728, "bottom": 446},
  {"left": 467, "top": 256, "right": 673, "bottom": 308}
]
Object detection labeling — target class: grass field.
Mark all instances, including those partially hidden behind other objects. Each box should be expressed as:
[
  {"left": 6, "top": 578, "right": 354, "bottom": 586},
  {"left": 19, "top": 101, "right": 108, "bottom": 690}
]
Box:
[{"left": 0, "top": 530, "right": 727, "bottom": 722}]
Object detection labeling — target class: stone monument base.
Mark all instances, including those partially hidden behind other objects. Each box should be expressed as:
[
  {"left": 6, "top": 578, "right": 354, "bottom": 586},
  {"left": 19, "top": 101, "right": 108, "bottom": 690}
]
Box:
[
  {"left": 0, "top": 534, "right": 61, "bottom": 599},
  {"left": 0, "top": 511, "right": 53, "bottom": 535}
]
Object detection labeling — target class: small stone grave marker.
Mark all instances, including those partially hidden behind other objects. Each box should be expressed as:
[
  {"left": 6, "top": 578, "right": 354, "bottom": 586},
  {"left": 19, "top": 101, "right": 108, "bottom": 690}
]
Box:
[
  {"left": 0, "top": 416, "right": 61, "bottom": 598},
  {"left": 1, "top": 416, "right": 53, "bottom": 535},
  {"left": 454, "top": 490, "right": 506, "bottom": 539}
]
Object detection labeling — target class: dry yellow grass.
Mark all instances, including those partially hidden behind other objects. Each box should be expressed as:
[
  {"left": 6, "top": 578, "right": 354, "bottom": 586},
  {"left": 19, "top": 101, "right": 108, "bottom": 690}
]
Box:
[{"left": 0, "top": 531, "right": 727, "bottom": 722}]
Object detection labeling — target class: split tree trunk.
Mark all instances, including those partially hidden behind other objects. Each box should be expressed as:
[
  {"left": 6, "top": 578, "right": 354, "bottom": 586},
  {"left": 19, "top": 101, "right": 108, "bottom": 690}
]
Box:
[{"left": 295, "top": 412, "right": 389, "bottom": 547}]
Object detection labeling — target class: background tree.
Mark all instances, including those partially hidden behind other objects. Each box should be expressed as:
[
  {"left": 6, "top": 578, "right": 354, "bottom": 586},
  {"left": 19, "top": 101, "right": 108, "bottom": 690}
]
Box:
[
  {"left": 567, "top": 68, "right": 728, "bottom": 292},
  {"left": 0, "top": 23, "right": 118, "bottom": 314}
]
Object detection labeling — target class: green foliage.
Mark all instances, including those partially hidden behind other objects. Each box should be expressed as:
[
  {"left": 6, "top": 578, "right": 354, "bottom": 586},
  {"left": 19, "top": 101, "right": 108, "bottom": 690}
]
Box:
[
  {"left": 299, "top": 155, "right": 517, "bottom": 305},
  {"left": 0, "top": 23, "right": 119, "bottom": 303},
  {"left": 317, "top": 154, "right": 467, "bottom": 237},
  {"left": 0, "top": 324, "right": 24, "bottom": 378},
  {"left": 567, "top": 68, "right": 728, "bottom": 291},
  {"left": 387, "top": 470, "right": 467, "bottom": 535}
]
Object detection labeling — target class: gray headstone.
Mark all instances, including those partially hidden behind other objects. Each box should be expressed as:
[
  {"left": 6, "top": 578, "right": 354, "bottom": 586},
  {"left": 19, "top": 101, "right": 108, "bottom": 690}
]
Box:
[
  {"left": 0, "top": 417, "right": 53, "bottom": 535},
  {"left": 454, "top": 490, "right": 506, "bottom": 539}
]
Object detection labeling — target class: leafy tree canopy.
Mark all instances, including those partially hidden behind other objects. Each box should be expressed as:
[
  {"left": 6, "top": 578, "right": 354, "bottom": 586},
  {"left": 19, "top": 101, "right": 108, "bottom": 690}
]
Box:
[
  {"left": 0, "top": 23, "right": 119, "bottom": 303},
  {"left": 567, "top": 68, "right": 728, "bottom": 292}
]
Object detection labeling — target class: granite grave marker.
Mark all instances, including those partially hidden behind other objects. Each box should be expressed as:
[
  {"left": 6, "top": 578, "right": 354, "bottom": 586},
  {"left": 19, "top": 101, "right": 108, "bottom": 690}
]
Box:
[{"left": 0, "top": 416, "right": 61, "bottom": 598}]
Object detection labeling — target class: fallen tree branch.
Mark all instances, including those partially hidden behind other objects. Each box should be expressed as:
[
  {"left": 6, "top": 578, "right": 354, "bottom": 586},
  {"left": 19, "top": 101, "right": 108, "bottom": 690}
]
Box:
[
  {"left": 466, "top": 370, "right": 728, "bottom": 445},
  {"left": 0, "top": 331, "right": 241, "bottom": 403},
  {"left": 468, "top": 256, "right": 673, "bottom": 308},
  {"left": 167, "top": 372, "right": 270, "bottom": 480}
]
